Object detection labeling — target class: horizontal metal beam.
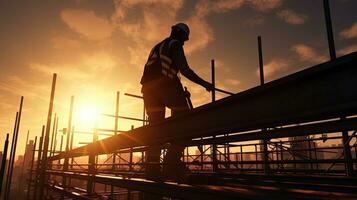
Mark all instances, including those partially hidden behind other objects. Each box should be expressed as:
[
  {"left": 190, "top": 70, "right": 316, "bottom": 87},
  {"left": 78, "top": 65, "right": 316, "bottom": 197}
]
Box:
[
  {"left": 47, "top": 171, "right": 247, "bottom": 200},
  {"left": 50, "top": 52, "right": 357, "bottom": 160},
  {"left": 46, "top": 185, "right": 92, "bottom": 200},
  {"left": 47, "top": 170, "right": 357, "bottom": 200},
  {"left": 188, "top": 117, "right": 357, "bottom": 145}
]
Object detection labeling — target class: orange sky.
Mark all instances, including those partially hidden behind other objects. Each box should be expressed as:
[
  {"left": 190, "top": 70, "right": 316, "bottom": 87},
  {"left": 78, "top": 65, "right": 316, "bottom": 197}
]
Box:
[{"left": 0, "top": 0, "right": 356, "bottom": 156}]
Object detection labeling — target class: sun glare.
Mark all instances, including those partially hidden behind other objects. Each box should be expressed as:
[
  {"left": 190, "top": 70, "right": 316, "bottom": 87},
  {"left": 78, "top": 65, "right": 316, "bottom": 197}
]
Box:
[{"left": 76, "top": 103, "right": 98, "bottom": 125}]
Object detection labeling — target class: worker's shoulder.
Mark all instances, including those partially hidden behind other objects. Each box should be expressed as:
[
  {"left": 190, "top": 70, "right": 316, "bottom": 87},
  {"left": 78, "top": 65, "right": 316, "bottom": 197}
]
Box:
[{"left": 168, "top": 39, "right": 182, "bottom": 50}]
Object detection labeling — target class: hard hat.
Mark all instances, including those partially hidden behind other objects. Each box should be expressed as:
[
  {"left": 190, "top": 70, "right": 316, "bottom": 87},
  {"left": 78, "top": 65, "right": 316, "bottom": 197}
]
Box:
[{"left": 172, "top": 23, "right": 190, "bottom": 39}]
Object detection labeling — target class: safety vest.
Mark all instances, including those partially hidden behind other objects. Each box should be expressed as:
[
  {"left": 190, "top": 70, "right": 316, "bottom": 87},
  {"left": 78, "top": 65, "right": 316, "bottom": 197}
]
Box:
[{"left": 140, "top": 38, "right": 179, "bottom": 84}]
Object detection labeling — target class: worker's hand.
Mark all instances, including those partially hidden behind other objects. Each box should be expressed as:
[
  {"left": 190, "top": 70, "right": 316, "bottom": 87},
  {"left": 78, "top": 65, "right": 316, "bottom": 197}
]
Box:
[{"left": 203, "top": 82, "right": 214, "bottom": 92}]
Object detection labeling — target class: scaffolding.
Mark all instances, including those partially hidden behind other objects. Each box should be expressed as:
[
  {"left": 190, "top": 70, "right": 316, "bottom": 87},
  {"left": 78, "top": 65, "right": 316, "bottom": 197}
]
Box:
[
  {"left": 21, "top": 51, "right": 357, "bottom": 200},
  {"left": 1, "top": 0, "right": 357, "bottom": 199}
]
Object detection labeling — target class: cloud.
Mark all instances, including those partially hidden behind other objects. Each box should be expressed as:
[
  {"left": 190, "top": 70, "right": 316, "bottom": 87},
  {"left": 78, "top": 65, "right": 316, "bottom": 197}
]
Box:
[
  {"left": 195, "top": 0, "right": 281, "bottom": 17},
  {"left": 277, "top": 9, "right": 308, "bottom": 25},
  {"left": 224, "top": 79, "right": 240, "bottom": 86},
  {"left": 51, "top": 36, "right": 81, "bottom": 49},
  {"left": 195, "top": 0, "right": 245, "bottom": 17},
  {"left": 257, "top": 58, "right": 290, "bottom": 78},
  {"left": 291, "top": 44, "right": 328, "bottom": 63},
  {"left": 0, "top": 75, "right": 47, "bottom": 99},
  {"left": 29, "top": 63, "right": 89, "bottom": 79},
  {"left": 60, "top": 0, "right": 277, "bottom": 72},
  {"left": 337, "top": 44, "right": 357, "bottom": 56},
  {"left": 249, "top": 0, "right": 282, "bottom": 12},
  {"left": 60, "top": 9, "right": 114, "bottom": 40},
  {"left": 29, "top": 52, "right": 116, "bottom": 79},
  {"left": 111, "top": 0, "right": 185, "bottom": 66},
  {"left": 185, "top": 16, "right": 214, "bottom": 54},
  {"left": 245, "top": 15, "right": 265, "bottom": 27},
  {"left": 340, "top": 22, "right": 357, "bottom": 39},
  {"left": 110, "top": 0, "right": 247, "bottom": 68}
]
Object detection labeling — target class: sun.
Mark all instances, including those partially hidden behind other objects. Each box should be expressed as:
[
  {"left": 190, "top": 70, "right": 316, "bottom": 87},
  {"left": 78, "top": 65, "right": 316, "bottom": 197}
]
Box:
[{"left": 76, "top": 103, "right": 98, "bottom": 126}]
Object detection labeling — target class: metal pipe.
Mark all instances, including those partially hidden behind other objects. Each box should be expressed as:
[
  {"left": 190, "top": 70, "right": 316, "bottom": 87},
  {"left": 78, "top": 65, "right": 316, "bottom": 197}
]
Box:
[
  {"left": 39, "top": 73, "right": 57, "bottom": 199},
  {"left": 211, "top": 59, "right": 216, "bottom": 102},
  {"left": 70, "top": 126, "right": 75, "bottom": 151},
  {"left": 124, "top": 93, "right": 143, "bottom": 99},
  {"left": 323, "top": 0, "right": 336, "bottom": 60},
  {"left": 70, "top": 126, "right": 75, "bottom": 171},
  {"left": 0, "top": 133, "right": 10, "bottom": 196},
  {"left": 214, "top": 88, "right": 234, "bottom": 95},
  {"left": 87, "top": 128, "right": 97, "bottom": 195},
  {"left": 52, "top": 116, "right": 59, "bottom": 157},
  {"left": 211, "top": 59, "right": 218, "bottom": 173},
  {"left": 34, "top": 125, "right": 45, "bottom": 200},
  {"left": 58, "top": 133, "right": 64, "bottom": 166},
  {"left": 342, "top": 131, "right": 354, "bottom": 176},
  {"left": 19, "top": 130, "right": 30, "bottom": 197},
  {"left": 63, "top": 95, "right": 74, "bottom": 189},
  {"left": 26, "top": 136, "right": 37, "bottom": 200},
  {"left": 111, "top": 91, "right": 120, "bottom": 199},
  {"left": 6, "top": 96, "right": 24, "bottom": 200},
  {"left": 258, "top": 36, "right": 264, "bottom": 85},
  {"left": 257, "top": 36, "right": 270, "bottom": 174},
  {"left": 102, "top": 114, "right": 147, "bottom": 122},
  {"left": 50, "top": 114, "right": 57, "bottom": 157},
  {"left": 4, "top": 112, "right": 18, "bottom": 200}
]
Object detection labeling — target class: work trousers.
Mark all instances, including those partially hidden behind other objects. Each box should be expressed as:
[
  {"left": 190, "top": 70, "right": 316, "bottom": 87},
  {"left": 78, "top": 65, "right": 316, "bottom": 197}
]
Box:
[{"left": 142, "top": 78, "right": 189, "bottom": 180}]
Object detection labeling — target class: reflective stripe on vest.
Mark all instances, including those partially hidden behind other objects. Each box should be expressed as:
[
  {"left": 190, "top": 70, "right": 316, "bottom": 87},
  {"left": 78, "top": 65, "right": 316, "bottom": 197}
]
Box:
[{"left": 158, "top": 41, "right": 177, "bottom": 79}]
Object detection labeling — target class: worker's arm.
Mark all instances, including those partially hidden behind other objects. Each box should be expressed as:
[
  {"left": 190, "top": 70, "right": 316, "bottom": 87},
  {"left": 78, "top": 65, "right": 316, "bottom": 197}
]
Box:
[{"left": 171, "top": 42, "right": 213, "bottom": 91}]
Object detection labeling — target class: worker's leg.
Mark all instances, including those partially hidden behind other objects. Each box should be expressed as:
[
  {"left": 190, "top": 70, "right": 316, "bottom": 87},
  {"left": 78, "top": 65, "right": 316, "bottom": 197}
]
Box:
[
  {"left": 162, "top": 82, "right": 190, "bottom": 181},
  {"left": 142, "top": 86, "right": 165, "bottom": 181}
]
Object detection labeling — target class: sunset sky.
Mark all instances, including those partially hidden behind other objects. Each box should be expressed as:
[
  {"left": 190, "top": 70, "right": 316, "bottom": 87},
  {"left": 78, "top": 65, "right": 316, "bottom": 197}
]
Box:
[{"left": 0, "top": 0, "right": 356, "bottom": 155}]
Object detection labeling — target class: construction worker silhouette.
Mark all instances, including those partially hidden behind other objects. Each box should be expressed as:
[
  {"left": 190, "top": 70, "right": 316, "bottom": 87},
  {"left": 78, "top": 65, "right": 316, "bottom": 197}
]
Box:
[{"left": 141, "top": 23, "right": 213, "bottom": 181}]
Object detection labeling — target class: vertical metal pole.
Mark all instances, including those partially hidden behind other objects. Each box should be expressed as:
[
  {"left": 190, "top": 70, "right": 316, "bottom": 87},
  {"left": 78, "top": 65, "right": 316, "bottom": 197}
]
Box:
[
  {"left": 4, "top": 113, "right": 17, "bottom": 200},
  {"left": 50, "top": 114, "right": 57, "bottom": 157},
  {"left": 6, "top": 96, "right": 24, "bottom": 200},
  {"left": 58, "top": 133, "right": 64, "bottom": 166},
  {"left": 240, "top": 145, "right": 243, "bottom": 170},
  {"left": 60, "top": 128, "right": 67, "bottom": 170},
  {"left": 211, "top": 59, "right": 218, "bottom": 173},
  {"left": 255, "top": 144, "right": 258, "bottom": 170},
  {"left": 211, "top": 59, "right": 216, "bottom": 102},
  {"left": 0, "top": 133, "right": 10, "bottom": 196},
  {"left": 323, "top": 0, "right": 351, "bottom": 176},
  {"left": 26, "top": 136, "right": 37, "bottom": 200},
  {"left": 258, "top": 36, "right": 264, "bottom": 85},
  {"left": 39, "top": 73, "right": 57, "bottom": 200},
  {"left": 70, "top": 126, "right": 75, "bottom": 171},
  {"left": 33, "top": 125, "right": 45, "bottom": 200},
  {"left": 127, "top": 126, "right": 134, "bottom": 200},
  {"left": 323, "top": 0, "right": 336, "bottom": 60},
  {"left": 280, "top": 142, "right": 284, "bottom": 169},
  {"left": 201, "top": 146, "right": 204, "bottom": 171},
  {"left": 70, "top": 126, "right": 74, "bottom": 151},
  {"left": 258, "top": 36, "right": 270, "bottom": 174},
  {"left": 313, "top": 142, "right": 318, "bottom": 170},
  {"left": 19, "top": 130, "right": 30, "bottom": 197},
  {"left": 342, "top": 131, "right": 354, "bottom": 176},
  {"left": 275, "top": 143, "right": 279, "bottom": 169},
  {"left": 25, "top": 130, "right": 30, "bottom": 147},
  {"left": 87, "top": 128, "right": 97, "bottom": 196},
  {"left": 52, "top": 116, "right": 59, "bottom": 157},
  {"left": 308, "top": 139, "right": 313, "bottom": 170},
  {"left": 111, "top": 91, "right": 120, "bottom": 199},
  {"left": 63, "top": 95, "right": 74, "bottom": 188}
]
